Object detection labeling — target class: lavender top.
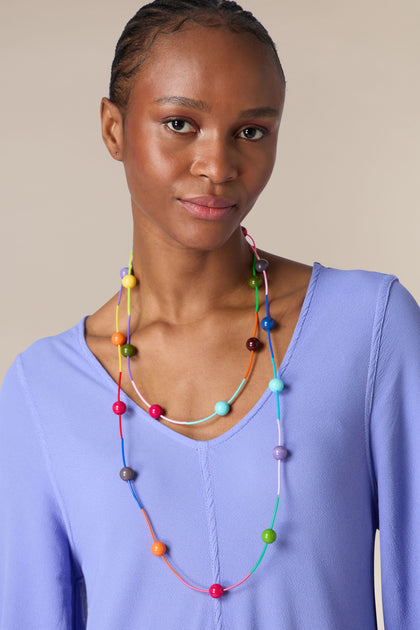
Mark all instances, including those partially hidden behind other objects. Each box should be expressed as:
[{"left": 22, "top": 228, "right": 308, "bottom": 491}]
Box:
[{"left": 1, "top": 263, "right": 420, "bottom": 630}]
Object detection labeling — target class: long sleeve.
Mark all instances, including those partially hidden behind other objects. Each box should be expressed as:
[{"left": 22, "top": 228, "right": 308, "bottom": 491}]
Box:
[
  {"left": 0, "top": 357, "right": 86, "bottom": 630},
  {"left": 369, "top": 280, "right": 420, "bottom": 628}
]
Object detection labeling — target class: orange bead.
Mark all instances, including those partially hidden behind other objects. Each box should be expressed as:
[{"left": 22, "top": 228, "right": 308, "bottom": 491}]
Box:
[
  {"left": 151, "top": 541, "right": 166, "bottom": 556},
  {"left": 111, "top": 332, "right": 126, "bottom": 346},
  {"left": 122, "top": 274, "right": 137, "bottom": 289}
]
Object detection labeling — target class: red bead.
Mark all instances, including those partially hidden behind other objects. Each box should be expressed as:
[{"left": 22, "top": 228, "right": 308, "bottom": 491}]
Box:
[
  {"left": 151, "top": 541, "right": 166, "bottom": 556},
  {"left": 111, "top": 332, "right": 126, "bottom": 346},
  {"left": 246, "top": 337, "right": 261, "bottom": 351},
  {"left": 149, "top": 404, "right": 163, "bottom": 419},
  {"left": 241, "top": 226, "right": 248, "bottom": 236},
  {"left": 209, "top": 583, "right": 224, "bottom": 598},
  {"left": 112, "top": 401, "right": 126, "bottom": 415}
]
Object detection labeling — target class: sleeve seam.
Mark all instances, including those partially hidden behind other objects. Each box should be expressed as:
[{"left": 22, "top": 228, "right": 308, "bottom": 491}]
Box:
[
  {"left": 15, "top": 355, "right": 84, "bottom": 580},
  {"left": 364, "top": 274, "right": 398, "bottom": 526}
]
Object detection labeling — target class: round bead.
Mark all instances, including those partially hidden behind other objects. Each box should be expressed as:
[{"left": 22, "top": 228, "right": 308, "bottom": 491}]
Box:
[
  {"left": 120, "top": 267, "right": 129, "bottom": 279},
  {"left": 269, "top": 378, "right": 284, "bottom": 392},
  {"left": 151, "top": 541, "right": 166, "bottom": 556},
  {"left": 149, "top": 404, "right": 163, "bottom": 419},
  {"left": 121, "top": 343, "right": 136, "bottom": 357},
  {"left": 261, "top": 316, "right": 275, "bottom": 331},
  {"left": 209, "top": 583, "right": 224, "bottom": 598},
  {"left": 112, "top": 401, "right": 126, "bottom": 415},
  {"left": 255, "top": 258, "right": 269, "bottom": 273},
  {"left": 111, "top": 332, "right": 126, "bottom": 346},
  {"left": 120, "top": 466, "right": 135, "bottom": 481},
  {"left": 248, "top": 276, "right": 263, "bottom": 289},
  {"left": 122, "top": 274, "right": 137, "bottom": 289},
  {"left": 246, "top": 337, "right": 261, "bottom": 351},
  {"left": 241, "top": 226, "right": 248, "bottom": 236},
  {"left": 272, "top": 445, "right": 288, "bottom": 460},
  {"left": 262, "top": 528, "right": 277, "bottom": 544},
  {"left": 214, "top": 401, "right": 230, "bottom": 416}
]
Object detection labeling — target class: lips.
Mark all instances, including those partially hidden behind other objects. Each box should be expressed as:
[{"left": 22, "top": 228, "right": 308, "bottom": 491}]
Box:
[
  {"left": 180, "top": 195, "right": 237, "bottom": 209},
  {"left": 177, "top": 195, "right": 237, "bottom": 221}
]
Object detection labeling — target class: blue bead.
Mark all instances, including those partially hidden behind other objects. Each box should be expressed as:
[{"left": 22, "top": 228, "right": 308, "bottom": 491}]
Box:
[
  {"left": 120, "top": 267, "right": 129, "bottom": 279},
  {"left": 215, "top": 401, "right": 230, "bottom": 416},
  {"left": 261, "top": 317, "right": 275, "bottom": 331},
  {"left": 269, "top": 378, "right": 284, "bottom": 392},
  {"left": 272, "top": 445, "right": 288, "bottom": 460}
]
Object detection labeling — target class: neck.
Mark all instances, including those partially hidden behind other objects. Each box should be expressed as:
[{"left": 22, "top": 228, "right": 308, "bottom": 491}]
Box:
[{"left": 129, "top": 221, "right": 253, "bottom": 326}]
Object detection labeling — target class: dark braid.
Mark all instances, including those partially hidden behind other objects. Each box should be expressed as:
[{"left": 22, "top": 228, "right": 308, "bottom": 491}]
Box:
[{"left": 109, "top": 0, "right": 285, "bottom": 113}]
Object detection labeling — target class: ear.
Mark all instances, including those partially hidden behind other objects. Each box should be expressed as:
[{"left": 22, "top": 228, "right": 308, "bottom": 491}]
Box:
[{"left": 100, "top": 97, "right": 124, "bottom": 161}]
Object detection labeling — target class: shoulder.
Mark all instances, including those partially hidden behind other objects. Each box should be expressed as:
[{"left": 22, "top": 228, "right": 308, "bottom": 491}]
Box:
[{"left": 1, "top": 318, "right": 90, "bottom": 400}]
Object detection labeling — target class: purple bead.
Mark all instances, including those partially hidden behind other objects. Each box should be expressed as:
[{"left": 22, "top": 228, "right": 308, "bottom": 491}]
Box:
[
  {"left": 272, "top": 445, "right": 288, "bottom": 460},
  {"left": 120, "top": 267, "right": 129, "bottom": 279},
  {"left": 255, "top": 258, "right": 269, "bottom": 273}
]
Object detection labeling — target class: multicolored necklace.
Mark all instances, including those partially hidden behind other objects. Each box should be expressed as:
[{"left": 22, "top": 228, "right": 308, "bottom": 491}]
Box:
[{"left": 111, "top": 227, "right": 288, "bottom": 598}]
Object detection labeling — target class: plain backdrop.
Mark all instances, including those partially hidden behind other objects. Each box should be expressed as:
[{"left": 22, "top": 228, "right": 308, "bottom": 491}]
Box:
[{"left": 1, "top": 1, "right": 420, "bottom": 627}]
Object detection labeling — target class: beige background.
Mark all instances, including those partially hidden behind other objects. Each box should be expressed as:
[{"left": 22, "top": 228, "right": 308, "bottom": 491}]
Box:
[{"left": 1, "top": 0, "right": 420, "bottom": 626}]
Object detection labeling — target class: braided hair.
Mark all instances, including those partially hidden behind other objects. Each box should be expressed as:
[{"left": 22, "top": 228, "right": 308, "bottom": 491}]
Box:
[{"left": 109, "top": 0, "right": 285, "bottom": 113}]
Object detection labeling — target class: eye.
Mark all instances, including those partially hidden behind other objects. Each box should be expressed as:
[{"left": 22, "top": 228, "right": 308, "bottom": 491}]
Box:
[
  {"left": 238, "top": 127, "right": 267, "bottom": 141},
  {"left": 165, "top": 119, "right": 194, "bottom": 134}
]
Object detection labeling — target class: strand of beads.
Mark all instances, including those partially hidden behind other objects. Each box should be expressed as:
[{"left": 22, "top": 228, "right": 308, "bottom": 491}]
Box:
[
  {"left": 115, "top": 251, "right": 263, "bottom": 425},
  {"left": 111, "top": 227, "right": 288, "bottom": 597}
]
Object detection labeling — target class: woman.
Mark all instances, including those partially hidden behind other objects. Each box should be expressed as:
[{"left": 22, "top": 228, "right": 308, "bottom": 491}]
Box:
[{"left": 0, "top": 1, "right": 419, "bottom": 628}]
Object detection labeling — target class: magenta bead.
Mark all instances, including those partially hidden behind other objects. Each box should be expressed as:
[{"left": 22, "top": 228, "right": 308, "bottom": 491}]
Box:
[
  {"left": 113, "top": 401, "right": 127, "bottom": 415},
  {"left": 209, "top": 583, "right": 224, "bottom": 598},
  {"left": 149, "top": 404, "right": 163, "bottom": 419},
  {"left": 272, "top": 445, "right": 288, "bottom": 460},
  {"left": 241, "top": 226, "right": 248, "bottom": 236}
]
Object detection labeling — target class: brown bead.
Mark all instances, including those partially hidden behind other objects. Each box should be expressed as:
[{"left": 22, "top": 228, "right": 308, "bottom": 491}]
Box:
[{"left": 246, "top": 337, "right": 262, "bottom": 351}]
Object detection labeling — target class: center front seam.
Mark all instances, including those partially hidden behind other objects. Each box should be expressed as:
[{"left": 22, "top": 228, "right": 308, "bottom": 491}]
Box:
[{"left": 198, "top": 444, "right": 224, "bottom": 630}]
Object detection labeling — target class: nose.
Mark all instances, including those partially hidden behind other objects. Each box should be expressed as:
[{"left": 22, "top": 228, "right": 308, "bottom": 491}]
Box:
[{"left": 190, "top": 134, "right": 238, "bottom": 184}]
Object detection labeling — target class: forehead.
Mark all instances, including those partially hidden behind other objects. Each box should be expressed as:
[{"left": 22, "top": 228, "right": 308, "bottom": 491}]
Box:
[{"left": 127, "top": 24, "right": 284, "bottom": 112}]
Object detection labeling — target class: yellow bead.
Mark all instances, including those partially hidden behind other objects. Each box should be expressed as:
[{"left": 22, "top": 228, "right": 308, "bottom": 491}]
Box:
[{"left": 122, "top": 274, "right": 137, "bottom": 289}]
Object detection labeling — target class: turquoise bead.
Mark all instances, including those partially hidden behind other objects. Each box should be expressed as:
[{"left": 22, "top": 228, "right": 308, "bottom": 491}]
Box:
[
  {"left": 262, "top": 528, "right": 277, "bottom": 544},
  {"left": 215, "top": 401, "right": 230, "bottom": 416},
  {"left": 248, "top": 276, "right": 262, "bottom": 289},
  {"left": 269, "top": 378, "right": 284, "bottom": 392}
]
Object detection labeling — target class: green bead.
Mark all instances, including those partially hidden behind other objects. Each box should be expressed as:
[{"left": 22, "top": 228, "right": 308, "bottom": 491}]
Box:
[
  {"left": 121, "top": 343, "right": 136, "bottom": 357},
  {"left": 261, "top": 528, "right": 276, "bottom": 544},
  {"left": 248, "top": 276, "right": 262, "bottom": 289}
]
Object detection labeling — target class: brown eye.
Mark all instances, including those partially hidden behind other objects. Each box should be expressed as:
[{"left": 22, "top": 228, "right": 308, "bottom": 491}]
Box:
[
  {"left": 238, "top": 127, "right": 266, "bottom": 140},
  {"left": 166, "top": 119, "right": 194, "bottom": 134}
]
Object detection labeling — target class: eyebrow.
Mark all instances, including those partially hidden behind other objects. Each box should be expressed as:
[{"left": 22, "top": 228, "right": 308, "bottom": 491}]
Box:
[{"left": 153, "top": 96, "right": 280, "bottom": 119}]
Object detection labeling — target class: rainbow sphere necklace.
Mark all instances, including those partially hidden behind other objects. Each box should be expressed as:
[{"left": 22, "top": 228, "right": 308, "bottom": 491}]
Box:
[{"left": 111, "top": 227, "right": 288, "bottom": 598}]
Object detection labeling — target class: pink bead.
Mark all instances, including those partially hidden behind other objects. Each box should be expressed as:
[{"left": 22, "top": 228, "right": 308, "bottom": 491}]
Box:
[
  {"left": 112, "top": 401, "right": 126, "bottom": 415},
  {"left": 149, "top": 404, "right": 163, "bottom": 419},
  {"left": 241, "top": 226, "right": 248, "bottom": 236},
  {"left": 209, "top": 583, "right": 224, "bottom": 598}
]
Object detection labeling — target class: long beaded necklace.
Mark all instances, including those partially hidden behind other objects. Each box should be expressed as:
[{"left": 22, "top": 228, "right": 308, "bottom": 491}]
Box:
[{"left": 111, "top": 227, "right": 288, "bottom": 598}]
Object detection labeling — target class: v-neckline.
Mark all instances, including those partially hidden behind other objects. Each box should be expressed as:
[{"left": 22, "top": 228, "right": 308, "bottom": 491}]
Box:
[{"left": 78, "top": 262, "right": 322, "bottom": 448}]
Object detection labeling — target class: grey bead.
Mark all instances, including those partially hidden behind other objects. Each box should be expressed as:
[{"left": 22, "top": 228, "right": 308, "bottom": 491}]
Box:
[
  {"left": 255, "top": 258, "right": 269, "bottom": 272},
  {"left": 120, "top": 467, "right": 135, "bottom": 481}
]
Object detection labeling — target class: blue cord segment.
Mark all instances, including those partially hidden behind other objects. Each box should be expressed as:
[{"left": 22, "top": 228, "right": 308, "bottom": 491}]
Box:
[
  {"left": 128, "top": 480, "right": 143, "bottom": 510},
  {"left": 121, "top": 438, "right": 127, "bottom": 467},
  {"left": 265, "top": 294, "right": 270, "bottom": 314}
]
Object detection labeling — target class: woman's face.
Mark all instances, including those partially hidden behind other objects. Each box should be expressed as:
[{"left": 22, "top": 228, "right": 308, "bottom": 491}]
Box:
[{"left": 117, "top": 24, "right": 285, "bottom": 250}]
